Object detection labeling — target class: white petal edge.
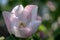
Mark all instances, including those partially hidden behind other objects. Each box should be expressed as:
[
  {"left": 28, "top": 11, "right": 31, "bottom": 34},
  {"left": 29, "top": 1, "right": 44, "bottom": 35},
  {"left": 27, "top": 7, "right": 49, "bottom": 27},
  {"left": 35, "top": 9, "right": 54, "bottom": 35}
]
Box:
[
  {"left": 11, "top": 5, "right": 24, "bottom": 16},
  {"left": 12, "top": 26, "right": 22, "bottom": 37}
]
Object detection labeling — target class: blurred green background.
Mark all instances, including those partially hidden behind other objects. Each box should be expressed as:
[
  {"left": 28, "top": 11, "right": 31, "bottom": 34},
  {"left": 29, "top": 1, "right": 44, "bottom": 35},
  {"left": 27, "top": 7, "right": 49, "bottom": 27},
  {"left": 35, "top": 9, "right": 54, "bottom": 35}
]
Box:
[{"left": 0, "top": 0, "right": 60, "bottom": 40}]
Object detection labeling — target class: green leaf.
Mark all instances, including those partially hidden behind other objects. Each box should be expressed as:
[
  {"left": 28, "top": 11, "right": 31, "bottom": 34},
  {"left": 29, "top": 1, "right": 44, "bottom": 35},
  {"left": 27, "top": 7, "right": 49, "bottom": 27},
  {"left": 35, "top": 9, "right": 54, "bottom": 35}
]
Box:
[
  {"left": 5, "top": 35, "right": 19, "bottom": 40},
  {"left": 38, "top": 24, "right": 48, "bottom": 34}
]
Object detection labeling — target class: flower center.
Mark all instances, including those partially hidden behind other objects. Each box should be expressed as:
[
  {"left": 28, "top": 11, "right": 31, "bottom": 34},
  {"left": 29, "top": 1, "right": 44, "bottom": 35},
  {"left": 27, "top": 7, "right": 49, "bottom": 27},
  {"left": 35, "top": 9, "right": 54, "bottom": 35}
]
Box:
[{"left": 19, "top": 22, "right": 26, "bottom": 28}]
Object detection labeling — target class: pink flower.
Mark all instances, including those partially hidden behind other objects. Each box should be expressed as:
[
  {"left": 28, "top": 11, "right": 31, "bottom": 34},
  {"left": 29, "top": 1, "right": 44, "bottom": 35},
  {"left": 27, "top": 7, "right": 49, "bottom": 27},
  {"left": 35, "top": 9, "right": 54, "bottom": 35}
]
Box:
[
  {"left": 46, "top": 1, "right": 56, "bottom": 11},
  {"left": 2, "top": 5, "right": 42, "bottom": 38}
]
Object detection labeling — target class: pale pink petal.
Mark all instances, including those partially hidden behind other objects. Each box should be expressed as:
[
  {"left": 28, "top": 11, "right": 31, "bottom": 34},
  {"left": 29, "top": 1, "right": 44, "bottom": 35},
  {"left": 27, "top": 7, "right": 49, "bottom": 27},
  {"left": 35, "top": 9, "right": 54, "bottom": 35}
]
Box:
[
  {"left": 19, "top": 28, "right": 32, "bottom": 38},
  {"left": 8, "top": 14, "right": 20, "bottom": 34},
  {"left": 2, "top": 11, "right": 12, "bottom": 34},
  {"left": 27, "top": 18, "right": 41, "bottom": 34},
  {"left": 11, "top": 5, "right": 24, "bottom": 16},
  {"left": 12, "top": 26, "right": 23, "bottom": 37},
  {"left": 3, "top": 11, "right": 19, "bottom": 34},
  {"left": 22, "top": 5, "right": 38, "bottom": 24},
  {"left": 10, "top": 13, "right": 19, "bottom": 27},
  {"left": 11, "top": 5, "right": 28, "bottom": 25},
  {"left": 16, "top": 17, "right": 41, "bottom": 38},
  {"left": 12, "top": 26, "right": 32, "bottom": 38}
]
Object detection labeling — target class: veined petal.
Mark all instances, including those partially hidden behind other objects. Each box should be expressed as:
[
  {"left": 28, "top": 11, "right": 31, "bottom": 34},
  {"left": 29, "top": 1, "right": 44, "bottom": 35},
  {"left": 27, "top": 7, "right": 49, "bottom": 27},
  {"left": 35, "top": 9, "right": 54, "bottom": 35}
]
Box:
[
  {"left": 11, "top": 5, "right": 28, "bottom": 25},
  {"left": 19, "top": 28, "right": 32, "bottom": 38},
  {"left": 11, "top": 5, "right": 24, "bottom": 16},
  {"left": 18, "top": 16, "right": 41, "bottom": 37},
  {"left": 3, "top": 11, "right": 19, "bottom": 34},
  {"left": 27, "top": 17, "right": 41, "bottom": 34},
  {"left": 2, "top": 11, "right": 12, "bottom": 34},
  {"left": 10, "top": 14, "right": 19, "bottom": 28},
  {"left": 22, "top": 5, "right": 38, "bottom": 25},
  {"left": 12, "top": 26, "right": 32, "bottom": 38},
  {"left": 30, "top": 5, "right": 38, "bottom": 21}
]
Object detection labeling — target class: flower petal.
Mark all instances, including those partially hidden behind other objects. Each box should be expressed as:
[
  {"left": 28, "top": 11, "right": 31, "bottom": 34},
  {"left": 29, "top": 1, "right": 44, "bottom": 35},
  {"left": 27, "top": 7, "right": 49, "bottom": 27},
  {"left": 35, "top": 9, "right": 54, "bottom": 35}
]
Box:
[
  {"left": 3, "top": 11, "right": 19, "bottom": 34},
  {"left": 27, "top": 18, "right": 41, "bottom": 34},
  {"left": 11, "top": 5, "right": 28, "bottom": 25},
  {"left": 2, "top": 11, "right": 12, "bottom": 34},
  {"left": 19, "top": 28, "right": 32, "bottom": 38},
  {"left": 22, "top": 5, "right": 38, "bottom": 25},
  {"left": 11, "top": 5, "right": 24, "bottom": 16},
  {"left": 12, "top": 26, "right": 32, "bottom": 38},
  {"left": 12, "top": 26, "right": 22, "bottom": 37}
]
